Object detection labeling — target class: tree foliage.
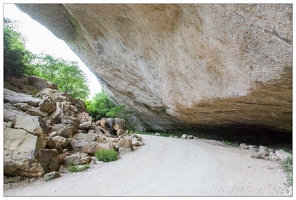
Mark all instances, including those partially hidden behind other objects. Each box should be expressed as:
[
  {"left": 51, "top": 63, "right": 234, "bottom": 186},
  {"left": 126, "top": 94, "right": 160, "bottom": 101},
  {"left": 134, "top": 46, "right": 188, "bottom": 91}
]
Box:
[
  {"left": 28, "top": 53, "right": 90, "bottom": 100},
  {"left": 4, "top": 18, "right": 90, "bottom": 100},
  {"left": 3, "top": 18, "right": 33, "bottom": 79},
  {"left": 85, "top": 91, "right": 125, "bottom": 121}
]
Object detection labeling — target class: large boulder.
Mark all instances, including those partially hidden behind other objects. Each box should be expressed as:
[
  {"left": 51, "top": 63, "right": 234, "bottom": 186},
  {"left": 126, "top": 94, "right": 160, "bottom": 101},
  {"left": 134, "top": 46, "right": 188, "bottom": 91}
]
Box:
[
  {"left": 63, "top": 155, "right": 81, "bottom": 166},
  {"left": 52, "top": 136, "right": 69, "bottom": 148},
  {"left": 4, "top": 103, "right": 30, "bottom": 123},
  {"left": 12, "top": 103, "right": 31, "bottom": 112},
  {"left": 79, "top": 121, "right": 92, "bottom": 130},
  {"left": 4, "top": 126, "right": 46, "bottom": 176},
  {"left": 39, "top": 96, "right": 56, "bottom": 113},
  {"left": 72, "top": 132, "right": 88, "bottom": 140},
  {"left": 100, "top": 118, "right": 126, "bottom": 131},
  {"left": 116, "top": 139, "right": 133, "bottom": 155},
  {"left": 14, "top": 115, "right": 48, "bottom": 136},
  {"left": 36, "top": 149, "right": 60, "bottom": 173},
  {"left": 68, "top": 138, "right": 110, "bottom": 154},
  {"left": 26, "top": 76, "right": 58, "bottom": 90},
  {"left": 61, "top": 116, "right": 80, "bottom": 128},
  {"left": 4, "top": 88, "right": 42, "bottom": 106},
  {"left": 48, "top": 102, "right": 62, "bottom": 124},
  {"left": 275, "top": 150, "right": 292, "bottom": 161},
  {"left": 57, "top": 124, "right": 77, "bottom": 138},
  {"left": 26, "top": 106, "right": 49, "bottom": 117},
  {"left": 76, "top": 112, "right": 92, "bottom": 124},
  {"left": 16, "top": 4, "right": 292, "bottom": 143}
]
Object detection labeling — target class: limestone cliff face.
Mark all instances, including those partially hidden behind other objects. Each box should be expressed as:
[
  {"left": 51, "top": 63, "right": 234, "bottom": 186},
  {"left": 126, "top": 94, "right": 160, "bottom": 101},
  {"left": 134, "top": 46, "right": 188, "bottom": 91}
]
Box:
[{"left": 16, "top": 4, "right": 292, "bottom": 142}]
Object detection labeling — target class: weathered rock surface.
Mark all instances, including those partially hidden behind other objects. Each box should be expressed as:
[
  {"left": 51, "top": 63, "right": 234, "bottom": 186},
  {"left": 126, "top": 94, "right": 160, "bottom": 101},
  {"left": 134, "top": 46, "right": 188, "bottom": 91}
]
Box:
[
  {"left": 14, "top": 115, "right": 48, "bottom": 136},
  {"left": 4, "top": 88, "right": 42, "bottom": 106},
  {"left": 4, "top": 103, "right": 30, "bottom": 123},
  {"left": 52, "top": 136, "right": 69, "bottom": 148},
  {"left": 4, "top": 75, "right": 58, "bottom": 95},
  {"left": 15, "top": 4, "right": 292, "bottom": 144},
  {"left": 4, "top": 126, "right": 46, "bottom": 176},
  {"left": 68, "top": 138, "right": 110, "bottom": 154},
  {"left": 26, "top": 76, "right": 58, "bottom": 90},
  {"left": 116, "top": 139, "right": 133, "bottom": 155},
  {"left": 39, "top": 96, "right": 56, "bottom": 113},
  {"left": 275, "top": 150, "right": 292, "bottom": 161}
]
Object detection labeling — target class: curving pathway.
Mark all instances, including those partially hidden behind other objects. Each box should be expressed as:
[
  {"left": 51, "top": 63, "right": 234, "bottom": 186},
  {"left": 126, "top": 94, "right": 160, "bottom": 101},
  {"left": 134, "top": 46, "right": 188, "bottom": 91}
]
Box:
[{"left": 3, "top": 135, "right": 290, "bottom": 196}]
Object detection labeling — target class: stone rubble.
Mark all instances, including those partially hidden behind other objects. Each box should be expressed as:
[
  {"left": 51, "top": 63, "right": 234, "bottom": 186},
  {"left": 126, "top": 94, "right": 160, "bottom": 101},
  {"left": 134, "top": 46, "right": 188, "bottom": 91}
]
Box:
[
  {"left": 3, "top": 76, "right": 144, "bottom": 182},
  {"left": 239, "top": 143, "right": 291, "bottom": 162},
  {"left": 275, "top": 150, "right": 292, "bottom": 161}
]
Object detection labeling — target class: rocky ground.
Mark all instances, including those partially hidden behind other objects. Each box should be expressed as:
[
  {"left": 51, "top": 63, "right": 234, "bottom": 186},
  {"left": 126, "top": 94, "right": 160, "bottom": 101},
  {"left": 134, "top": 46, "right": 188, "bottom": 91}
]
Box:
[{"left": 4, "top": 76, "right": 144, "bottom": 181}]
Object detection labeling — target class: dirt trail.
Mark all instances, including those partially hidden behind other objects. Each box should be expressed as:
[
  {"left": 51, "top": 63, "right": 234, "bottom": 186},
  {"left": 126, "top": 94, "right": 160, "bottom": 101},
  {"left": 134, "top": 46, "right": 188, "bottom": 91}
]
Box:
[{"left": 3, "top": 135, "right": 291, "bottom": 196}]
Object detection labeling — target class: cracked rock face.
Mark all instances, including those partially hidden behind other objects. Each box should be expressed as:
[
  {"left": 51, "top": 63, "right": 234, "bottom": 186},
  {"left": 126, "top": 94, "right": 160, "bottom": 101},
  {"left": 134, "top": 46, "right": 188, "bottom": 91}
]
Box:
[{"left": 16, "top": 4, "right": 292, "bottom": 143}]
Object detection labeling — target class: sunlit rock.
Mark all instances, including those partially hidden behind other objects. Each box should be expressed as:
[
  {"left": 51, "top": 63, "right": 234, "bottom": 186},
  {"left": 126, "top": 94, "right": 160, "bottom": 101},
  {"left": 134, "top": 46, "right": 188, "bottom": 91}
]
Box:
[{"left": 16, "top": 4, "right": 292, "bottom": 143}]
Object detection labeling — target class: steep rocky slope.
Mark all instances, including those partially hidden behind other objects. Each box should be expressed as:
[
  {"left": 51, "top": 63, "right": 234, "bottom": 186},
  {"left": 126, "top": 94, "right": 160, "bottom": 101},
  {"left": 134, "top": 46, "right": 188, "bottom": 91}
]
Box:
[{"left": 15, "top": 4, "right": 292, "bottom": 143}]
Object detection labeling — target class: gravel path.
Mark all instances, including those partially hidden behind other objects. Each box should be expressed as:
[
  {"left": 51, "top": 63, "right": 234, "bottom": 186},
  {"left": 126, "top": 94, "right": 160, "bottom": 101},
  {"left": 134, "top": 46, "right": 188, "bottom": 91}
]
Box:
[{"left": 3, "top": 135, "right": 291, "bottom": 196}]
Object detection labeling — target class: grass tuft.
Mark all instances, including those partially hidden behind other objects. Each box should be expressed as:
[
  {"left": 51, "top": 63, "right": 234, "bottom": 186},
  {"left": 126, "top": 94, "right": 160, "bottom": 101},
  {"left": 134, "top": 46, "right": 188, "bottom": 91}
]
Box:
[
  {"left": 95, "top": 149, "right": 118, "bottom": 162},
  {"left": 223, "top": 140, "right": 239, "bottom": 147},
  {"left": 68, "top": 163, "right": 90, "bottom": 173},
  {"left": 282, "top": 157, "right": 293, "bottom": 186}
]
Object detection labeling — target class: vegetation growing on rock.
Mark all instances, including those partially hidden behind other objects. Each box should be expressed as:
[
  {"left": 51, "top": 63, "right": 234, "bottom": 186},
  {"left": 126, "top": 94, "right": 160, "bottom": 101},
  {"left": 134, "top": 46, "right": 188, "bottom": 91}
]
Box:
[{"left": 68, "top": 163, "right": 90, "bottom": 173}]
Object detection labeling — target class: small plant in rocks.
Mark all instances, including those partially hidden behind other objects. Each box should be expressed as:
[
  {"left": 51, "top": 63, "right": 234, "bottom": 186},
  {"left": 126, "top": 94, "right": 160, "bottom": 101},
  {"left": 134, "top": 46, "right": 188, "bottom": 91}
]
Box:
[
  {"left": 68, "top": 163, "right": 90, "bottom": 173},
  {"left": 282, "top": 157, "right": 293, "bottom": 186},
  {"left": 95, "top": 149, "right": 118, "bottom": 162},
  {"left": 223, "top": 140, "right": 239, "bottom": 147}
]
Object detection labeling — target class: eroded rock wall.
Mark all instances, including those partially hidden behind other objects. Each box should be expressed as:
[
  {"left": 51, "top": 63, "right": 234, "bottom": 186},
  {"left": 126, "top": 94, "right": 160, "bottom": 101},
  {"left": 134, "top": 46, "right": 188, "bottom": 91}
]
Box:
[{"left": 16, "top": 4, "right": 292, "bottom": 141}]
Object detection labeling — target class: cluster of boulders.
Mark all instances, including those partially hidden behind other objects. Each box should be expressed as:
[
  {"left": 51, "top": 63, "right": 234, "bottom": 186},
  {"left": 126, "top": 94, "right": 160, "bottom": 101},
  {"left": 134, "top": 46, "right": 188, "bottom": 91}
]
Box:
[
  {"left": 180, "top": 134, "right": 198, "bottom": 139},
  {"left": 155, "top": 132, "right": 292, "bottom": 162},
  {"left": 239, "top": 143, "right": 292, "bottom": 161},
  {"left": 154, "top": 133, "right": 198, "bottom": 139},
  {"left": 4, "top": 76, "right": 144, "bottom": 182}
]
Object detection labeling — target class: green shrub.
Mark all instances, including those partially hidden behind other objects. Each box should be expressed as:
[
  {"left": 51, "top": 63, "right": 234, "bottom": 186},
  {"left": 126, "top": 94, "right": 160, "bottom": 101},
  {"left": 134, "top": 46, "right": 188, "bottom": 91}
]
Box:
[
  {"left": 4, "top": 18, "right": 32, "bottom": 79},
  {"left": 282, "top": 157, "right": 293, "bottom": 186},
  {"left": 223, "top": 140, "right": 239, "bottom": 146},
  {"left": 282, "top": 157, "right": 293, "bottom": 172},
  {"left": 68, "top": 163, "right": 90, "bottom": 173},
  {"left": 95, "top": 149, "right": 118, "bottom": 162}
]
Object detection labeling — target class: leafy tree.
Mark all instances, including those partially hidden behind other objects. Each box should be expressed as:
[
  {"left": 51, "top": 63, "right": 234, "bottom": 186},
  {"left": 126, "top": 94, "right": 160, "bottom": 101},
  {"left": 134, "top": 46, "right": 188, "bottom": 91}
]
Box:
[
  {"left": 4, "top": 18, "right": 90, "bottom": 100},
  {"left": 28, "top": 53, "right": 90, "bottom": 100},
  {"left": 3, "top": 18, "right": 33, "bottom": 79},
  {"left": 85, "top": 91, "right": 114, "bottom": 121},
  {"left": 85, "top": 91, "right": 127, "bottom": 121},
  {"left": 106, "top": 105, "right": 125, "bottom": 118}
]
